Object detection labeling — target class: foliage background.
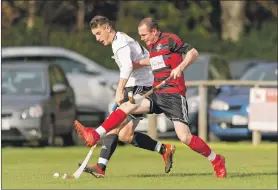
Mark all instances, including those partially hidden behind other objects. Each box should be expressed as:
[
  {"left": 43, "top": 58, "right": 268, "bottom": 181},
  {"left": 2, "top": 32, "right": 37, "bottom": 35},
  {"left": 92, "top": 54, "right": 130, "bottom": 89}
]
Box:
[{"left": 2, "top": 0, "right": 277, "bottom": 70}]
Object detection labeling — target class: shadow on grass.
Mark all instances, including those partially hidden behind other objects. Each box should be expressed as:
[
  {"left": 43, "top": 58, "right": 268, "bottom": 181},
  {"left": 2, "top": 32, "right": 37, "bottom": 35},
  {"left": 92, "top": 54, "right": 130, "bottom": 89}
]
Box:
[
  {"left": 127, "top": 172, "right": 278, "bottom": 178},
  {"left": 228, "top": 172, "right": 278, "bottom": 178},
  {"left": 127, "top": 172, "right": 211, "bottom": 178}
]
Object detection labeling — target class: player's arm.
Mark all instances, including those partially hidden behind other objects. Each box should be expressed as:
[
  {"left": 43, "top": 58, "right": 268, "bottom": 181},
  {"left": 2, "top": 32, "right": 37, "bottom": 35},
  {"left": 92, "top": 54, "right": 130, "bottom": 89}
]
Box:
[
  {"left": 132, "top": 57, "right": 151, "bottom": 69},
  {"left": 112, "top": 56, "right": 149, "bottom": 69},
  {"left": 169, "top": 37, "right": 199, "bottom": 71},
  {"left": 115, "top": 45, "right": 133, "bottom": 104}
]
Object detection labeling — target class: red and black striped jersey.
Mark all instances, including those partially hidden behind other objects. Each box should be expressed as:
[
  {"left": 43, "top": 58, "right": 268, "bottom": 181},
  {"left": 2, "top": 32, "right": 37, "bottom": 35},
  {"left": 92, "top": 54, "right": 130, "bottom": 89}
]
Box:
[{"left": 148, "top": 32, "right": 192, "bottom": 95}]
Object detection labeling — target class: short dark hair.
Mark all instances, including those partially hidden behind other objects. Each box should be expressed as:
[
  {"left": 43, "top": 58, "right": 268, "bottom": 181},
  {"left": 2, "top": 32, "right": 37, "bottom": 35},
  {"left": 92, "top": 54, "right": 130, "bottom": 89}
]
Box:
[
  {"left": 138, "top": 17, "right": 159, "bottom": 31},
  {"left": 89, "top": 15, "right": 112, "bottom": 29}
]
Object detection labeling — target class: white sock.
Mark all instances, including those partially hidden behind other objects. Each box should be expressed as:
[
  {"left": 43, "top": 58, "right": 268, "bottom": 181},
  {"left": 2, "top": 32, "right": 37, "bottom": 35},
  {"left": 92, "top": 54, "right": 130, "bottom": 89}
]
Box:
[
  {"left": 207, "top": 151, "right": 216, "bottom": 162},
  {"left": 95, "top": 126, "right": 106, "bottom": 137},
  {"left": 98, "top": 157, "right": 109, "bottom": 166},
  {"left": 154, "top": 142, "right": 162, "bottom": 153}
]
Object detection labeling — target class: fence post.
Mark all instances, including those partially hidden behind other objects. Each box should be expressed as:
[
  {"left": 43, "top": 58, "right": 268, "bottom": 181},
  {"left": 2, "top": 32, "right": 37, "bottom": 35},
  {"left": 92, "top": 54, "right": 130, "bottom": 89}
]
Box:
[
  {"left": 252, "top": 130, "right": 261, "bottom": 145},
  {"left": 147, "top": 114, "right": 157, "bottom": 140},
  {"left": 251, "top": 85, "right": 262, "bottom": 145},
  {"left": 198, "top": 85, "right": 208, "bottom": 142}
]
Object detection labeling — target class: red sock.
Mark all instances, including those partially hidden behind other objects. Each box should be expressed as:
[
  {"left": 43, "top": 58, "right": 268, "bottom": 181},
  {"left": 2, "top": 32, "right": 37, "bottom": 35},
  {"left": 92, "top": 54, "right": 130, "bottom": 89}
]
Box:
[
  {"left": 101, "top": 109, "right": 127, "bottom": 131},
  {"left": 188, "top": 135, "right": 211, "bottom": 157},
  {"left": 93, "top": 109, "right": 127, "bottom": 139}
]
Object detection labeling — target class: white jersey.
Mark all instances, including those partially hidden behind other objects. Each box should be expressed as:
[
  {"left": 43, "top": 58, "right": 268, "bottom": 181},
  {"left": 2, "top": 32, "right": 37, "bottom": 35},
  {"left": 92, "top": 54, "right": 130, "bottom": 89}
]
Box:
[{"left": 112, "top": 32, "right": 153, "bottom": 87}]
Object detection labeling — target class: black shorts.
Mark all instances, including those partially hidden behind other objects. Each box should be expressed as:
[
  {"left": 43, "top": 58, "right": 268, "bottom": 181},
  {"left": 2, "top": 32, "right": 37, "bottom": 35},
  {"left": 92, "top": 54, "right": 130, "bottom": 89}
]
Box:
[
  {"left": 124, "top": 86, "right": 152, "bottom": 120},
  {"left": 147, "top": 92, "right": 189, "bottom": 125}
]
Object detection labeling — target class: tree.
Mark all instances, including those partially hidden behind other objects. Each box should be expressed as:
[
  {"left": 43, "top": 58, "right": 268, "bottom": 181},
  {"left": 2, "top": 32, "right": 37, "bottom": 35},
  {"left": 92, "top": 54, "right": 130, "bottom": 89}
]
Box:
[
  {"left": 76, "top": 0, "right": 85, "bottom": 31},
  {"left": 220, "top": 0, "right": 246, "bottom": 42},
  {"left": 1, "top": 0, "right": 22, "bottom": 28},
  {"left": 26, "top": 0, "right": 36, "bottom": 30},
  {"left": 256, "top": 0, "right": 278, "bottom": 18}
]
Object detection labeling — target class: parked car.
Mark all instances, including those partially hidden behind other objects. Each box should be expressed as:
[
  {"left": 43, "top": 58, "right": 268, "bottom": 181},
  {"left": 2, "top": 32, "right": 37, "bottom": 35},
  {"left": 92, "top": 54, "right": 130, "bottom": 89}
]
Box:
[
  {"left": 209, "top": 62, "right": 278, "bottom": 141},
  {"left": 1, "top": 61, "right": 77, "bottom": 146},
  {"left": 2, "top": 46, "right": 120, "bottom": 127},
  {"left": 108, "top": 53, "right": 232, "bottom": 138}
]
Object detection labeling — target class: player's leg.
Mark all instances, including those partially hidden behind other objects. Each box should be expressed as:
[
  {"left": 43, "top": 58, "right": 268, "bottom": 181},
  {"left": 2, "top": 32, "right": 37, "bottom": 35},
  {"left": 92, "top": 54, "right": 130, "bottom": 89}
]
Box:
[
  {"left": 154, "top": 93, "right": 227, "bottom": 178},
  {"left": 78, "top": 117, "right": 130, "bottom": 178},
  {"left": 119, "top": 86, "right": 172, "bottom": 158},
  {"left": 173, "top": 121, "right": 226, "bottom": 178},
  {"left": 119, "top": 118, "right": 176, "bottom": 173},
  {"left": 74, "top": 97, "right": 150, "bottom": 146}
]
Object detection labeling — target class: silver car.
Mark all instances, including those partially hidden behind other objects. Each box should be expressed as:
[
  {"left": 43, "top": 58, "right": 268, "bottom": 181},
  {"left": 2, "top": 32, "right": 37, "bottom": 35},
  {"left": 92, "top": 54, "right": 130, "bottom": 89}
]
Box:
[
  {"left": 2, "top": 61, "right": 77, "bottom": 146},
  {"left": 2, "top": 46, "right": 119, "bottom": 126}
]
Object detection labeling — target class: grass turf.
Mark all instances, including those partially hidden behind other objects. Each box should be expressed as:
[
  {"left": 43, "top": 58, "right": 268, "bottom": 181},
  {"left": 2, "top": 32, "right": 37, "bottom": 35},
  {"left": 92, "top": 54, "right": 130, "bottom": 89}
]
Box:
[{"left": 2, "top": 141, "right": 277, "bottom": 189}]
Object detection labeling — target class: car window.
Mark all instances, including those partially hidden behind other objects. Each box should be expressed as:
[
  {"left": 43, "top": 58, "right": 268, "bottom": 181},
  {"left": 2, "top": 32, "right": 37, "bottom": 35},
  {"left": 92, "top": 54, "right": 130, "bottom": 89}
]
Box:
[
  {"left": 49, "top": 67, "right": 57, "bottom": 89},
  {"left": 263, "top": 67, "right": 277, "bottom": 81},
  {"left": 228, "top": 61, "right": 257, "bottom": 79},
  {"left": 2, "top": 56, "right": 87, "bottom": 74},
  {"left": 50, "top": 57, "right": 87, "bottom": 74},
  {"left": 209, "top": 56, "right": 231, "bottom": 80},
  {"left": 2, "top": 68, "right": 46, "bottom": 95},
  {"left": 241, "top": 66, "right": 277, "bottom": 81},
  {"left": 52, "top": 66, "right": 68, "bottom": 85},
  {"left": 240, "top": 66, "right": 262, "bottom": 80},
  {"left": 241, "top": 65, "right": 277, "bottom": 81}
]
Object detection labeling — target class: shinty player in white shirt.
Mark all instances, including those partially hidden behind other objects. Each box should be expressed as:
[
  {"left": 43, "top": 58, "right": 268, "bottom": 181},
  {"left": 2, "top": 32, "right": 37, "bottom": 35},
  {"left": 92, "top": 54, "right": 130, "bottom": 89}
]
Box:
[{"left": 78, "top": 15, "right": 176, "bottom": 178}]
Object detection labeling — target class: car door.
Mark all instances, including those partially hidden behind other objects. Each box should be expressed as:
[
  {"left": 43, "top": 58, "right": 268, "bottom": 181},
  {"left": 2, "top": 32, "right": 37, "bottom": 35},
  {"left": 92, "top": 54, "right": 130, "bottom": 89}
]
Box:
[{"left": 50, "top": 65, "right": 75, "bottom": 134}]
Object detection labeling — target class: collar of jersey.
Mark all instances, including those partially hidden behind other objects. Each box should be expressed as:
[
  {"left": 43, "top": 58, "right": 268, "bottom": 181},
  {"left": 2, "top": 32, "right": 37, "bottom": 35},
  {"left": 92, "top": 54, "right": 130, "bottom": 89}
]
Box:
[{"left": 112, "top": 31, "right": 118, "bottom": 43}]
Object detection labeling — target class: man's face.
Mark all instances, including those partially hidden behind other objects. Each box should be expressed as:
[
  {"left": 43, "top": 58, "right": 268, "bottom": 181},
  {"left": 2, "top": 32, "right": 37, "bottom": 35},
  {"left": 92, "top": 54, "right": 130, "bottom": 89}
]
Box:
[
  {"left": 91, "top": 24, "right": 111, "bottom": 46},
  {"left": 138, "top": 24, "right": 158, "bottom": 46}
]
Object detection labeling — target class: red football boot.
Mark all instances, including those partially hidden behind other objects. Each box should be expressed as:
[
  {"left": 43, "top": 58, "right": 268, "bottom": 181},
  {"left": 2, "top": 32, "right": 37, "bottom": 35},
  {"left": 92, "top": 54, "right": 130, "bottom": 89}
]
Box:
[
  {"left": 74, "top": 120, "right": 99, "bottom": 146},
  {"left": 162, "top": 144, "right": 176, "bottom": 173},
  {"left": 78, "top": 163, "right": 105, "bottom": 178},
  {"left": 211, "top": 154, "right": 227, "bottom": 178}
]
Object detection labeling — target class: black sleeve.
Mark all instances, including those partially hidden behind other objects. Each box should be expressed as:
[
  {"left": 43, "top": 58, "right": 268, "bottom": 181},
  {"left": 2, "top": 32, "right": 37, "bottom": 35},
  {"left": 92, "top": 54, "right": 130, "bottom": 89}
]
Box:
[{"left": 168, "top": 37, "right": 193, "bottom": 54}]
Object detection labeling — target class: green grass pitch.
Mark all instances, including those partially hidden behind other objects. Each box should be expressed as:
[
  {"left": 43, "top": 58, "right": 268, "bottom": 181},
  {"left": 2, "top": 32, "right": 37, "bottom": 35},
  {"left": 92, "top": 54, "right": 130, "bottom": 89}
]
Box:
[{"left": 2, "top": 141, "right": 277, "bottom": 189}]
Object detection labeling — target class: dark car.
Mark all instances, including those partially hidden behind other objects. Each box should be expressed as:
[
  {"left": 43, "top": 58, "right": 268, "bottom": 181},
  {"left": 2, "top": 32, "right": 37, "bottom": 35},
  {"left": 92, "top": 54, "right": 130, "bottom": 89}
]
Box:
[
  {"left": 1, "top": 61, "right": 77, "bottom": 146},
  {"left": 209, "top": 62, "right": 277, "bottom": 140}
]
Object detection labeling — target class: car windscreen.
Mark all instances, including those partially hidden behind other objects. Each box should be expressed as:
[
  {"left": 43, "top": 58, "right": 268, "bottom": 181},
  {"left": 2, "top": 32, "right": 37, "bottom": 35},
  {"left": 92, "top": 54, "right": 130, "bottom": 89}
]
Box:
[
  {"left": 240, "top": 65, "right": 277, "bottom": 81},
  {"left": 2, "top": 67, "right": 46, "bottom": 95}
]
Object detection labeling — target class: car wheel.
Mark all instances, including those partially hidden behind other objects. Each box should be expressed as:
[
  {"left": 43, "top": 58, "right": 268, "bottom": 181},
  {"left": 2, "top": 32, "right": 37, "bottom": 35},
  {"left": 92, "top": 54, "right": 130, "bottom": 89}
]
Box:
[
  {"left": 12, "top": 142, "right": 24, "bottom": 147},
  {"left": 39, "top": 118, "right": 55, "bottom": 147},
  {"left": 62, "top": 125, "right": 78, "bottom": 146}
]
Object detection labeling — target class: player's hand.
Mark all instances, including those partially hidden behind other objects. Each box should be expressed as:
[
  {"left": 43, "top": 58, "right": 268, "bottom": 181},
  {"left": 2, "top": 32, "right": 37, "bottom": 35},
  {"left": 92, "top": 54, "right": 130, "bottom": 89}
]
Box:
[
  {"left": 170, "top": 66, "right": 183, "bottom": 79},
  {"left": 111, "top": 56, "right": 115, "bottom": 59},
  {"left": 116, "top": 91, "right": 124, "bottom": 105}
]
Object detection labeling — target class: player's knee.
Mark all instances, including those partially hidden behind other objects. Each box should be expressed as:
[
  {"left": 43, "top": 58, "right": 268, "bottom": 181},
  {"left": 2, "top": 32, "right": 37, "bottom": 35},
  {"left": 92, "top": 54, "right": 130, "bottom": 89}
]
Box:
[
  {"left": 119, "top": 132, "right": 133, "bottom": 144},
  {"left": 107, "top": 128, "right": 119, "bottom": 135},
  {"left": 119, "top": 102, "right": 138, "bottom": 114},
  {"left": 134, "top": 94, "right": 144, "bottom": 104},
  {"left": 118, "top": 122, "right": 135, "bottom": 143},
  {"left": 173, "top": 121, "right": 192, "bottom": 145},
  {"left": 178, "top": 132, "right": 192, "bottom": 145}
]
